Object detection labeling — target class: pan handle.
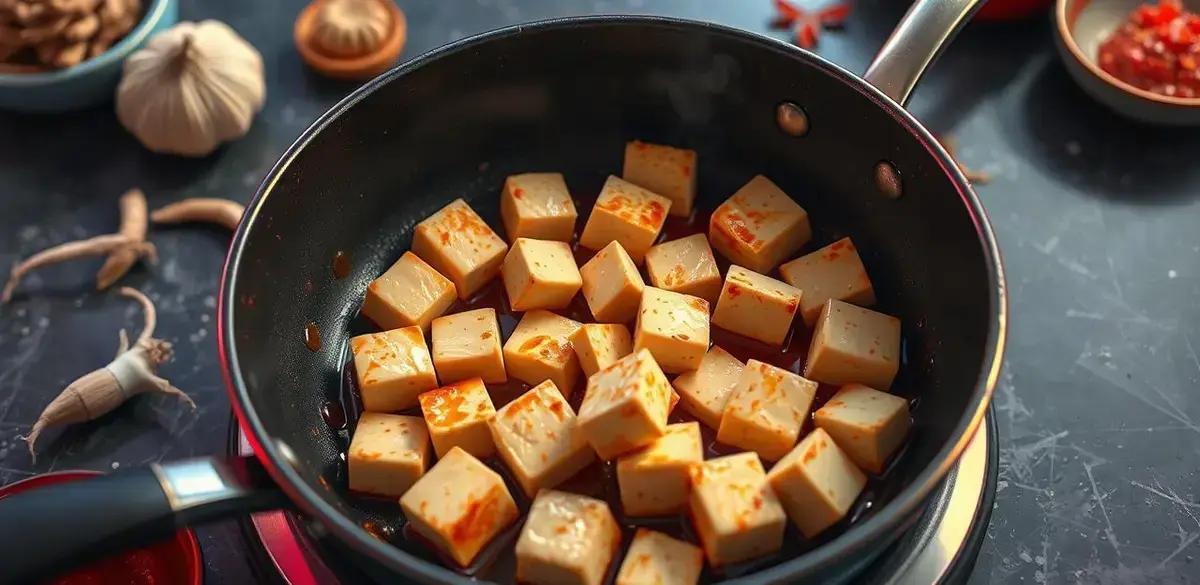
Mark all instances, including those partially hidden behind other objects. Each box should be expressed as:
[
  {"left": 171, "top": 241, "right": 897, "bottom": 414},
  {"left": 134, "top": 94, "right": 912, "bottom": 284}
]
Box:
[
  {"left": 0, "top": 456, "right": 286, "bottom": 583},
  {"left": 863, "top": 0, "right": 987, "bottom": 106}
]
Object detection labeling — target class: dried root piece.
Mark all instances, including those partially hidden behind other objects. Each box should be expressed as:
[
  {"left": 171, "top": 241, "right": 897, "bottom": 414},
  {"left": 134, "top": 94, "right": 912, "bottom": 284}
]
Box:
[
  {"left": 25, "top": 287, "right": 194, "bottom": 459},
  {"left": 150, "top": 198, "right": 245, "bottom": 231},
  {"left": 0, "top": 0, "right": 141, "bottom": 71},
  {"left": 96, "top": 188, "right": 155, "bottom": 290},
  {"left": 1, "top": 233, "right": 154, "bottom": 303},
  {"left": 940, "top": 136, "right": 993, "bottom": 185}
]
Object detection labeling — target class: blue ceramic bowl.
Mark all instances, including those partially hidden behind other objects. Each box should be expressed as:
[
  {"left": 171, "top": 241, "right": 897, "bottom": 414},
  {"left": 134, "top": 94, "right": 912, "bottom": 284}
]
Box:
[{"left": 0, "top": 0, "right": 177, "bottom": 112}]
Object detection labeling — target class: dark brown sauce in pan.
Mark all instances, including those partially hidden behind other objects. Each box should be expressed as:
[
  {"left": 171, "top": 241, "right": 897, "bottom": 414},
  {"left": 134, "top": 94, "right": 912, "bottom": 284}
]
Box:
[
  {"left": 332, "top": 250, "right": 352, "bottom": 279},
  {"left": 303, "top": 322, "right": 322, "bottom": 352},
  {"left": 325, "top": 197, "right": 912, "bottom": 582}
]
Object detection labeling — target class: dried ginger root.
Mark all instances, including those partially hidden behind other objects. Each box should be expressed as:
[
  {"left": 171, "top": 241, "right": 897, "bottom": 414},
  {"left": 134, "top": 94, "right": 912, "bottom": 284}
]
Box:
[
  {"left": 96, "top": 188, "right": 155, "bottom": 290},
  {"left": 151, "top": 198, "right": 246, "bottom": 231}
]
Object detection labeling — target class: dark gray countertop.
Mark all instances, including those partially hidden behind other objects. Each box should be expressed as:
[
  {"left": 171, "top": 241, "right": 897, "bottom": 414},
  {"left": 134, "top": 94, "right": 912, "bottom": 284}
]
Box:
[{"left": 2, "top": 0, "right": 1198, "bottom": 583}]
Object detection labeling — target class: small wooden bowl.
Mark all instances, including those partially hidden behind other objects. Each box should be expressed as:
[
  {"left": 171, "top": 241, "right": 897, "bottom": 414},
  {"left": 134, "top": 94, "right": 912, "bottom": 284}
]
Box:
[
  {"left": 1055, "top": 0, "right": 1200, "bottom": 124},
  {"left": 295, "top": 0, "right": 407, "bottom": 81}
]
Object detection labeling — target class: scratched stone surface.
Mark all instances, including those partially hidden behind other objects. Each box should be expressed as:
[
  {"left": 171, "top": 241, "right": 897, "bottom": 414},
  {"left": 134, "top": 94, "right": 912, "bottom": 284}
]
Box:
[{"left": 1, "top": 0, "right": 1198, "bottom": 583}]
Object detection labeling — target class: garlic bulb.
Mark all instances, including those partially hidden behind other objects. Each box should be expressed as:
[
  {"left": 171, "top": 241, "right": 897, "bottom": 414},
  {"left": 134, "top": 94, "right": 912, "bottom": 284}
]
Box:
[
  {"left": 116, "top": 20, "right": 266, "bottom": 157},
  {"left": 312, "top": 0, "right": 392, "bottom": 58}
]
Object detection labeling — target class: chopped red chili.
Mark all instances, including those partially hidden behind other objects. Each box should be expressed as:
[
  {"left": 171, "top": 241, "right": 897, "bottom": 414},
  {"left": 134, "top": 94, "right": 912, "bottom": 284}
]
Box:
[
  {"left": 1098, "top": 0, "right": 1200, "bottom": 98},
  {"left": 771, "top": 0, "right": 853, "bottom": 49}
]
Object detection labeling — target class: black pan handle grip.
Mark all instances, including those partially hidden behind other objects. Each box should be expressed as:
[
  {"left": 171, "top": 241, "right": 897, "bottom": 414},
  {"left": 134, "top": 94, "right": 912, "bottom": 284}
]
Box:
[{"left": 0, "top": 456, "right": 286, "bottom": 583}]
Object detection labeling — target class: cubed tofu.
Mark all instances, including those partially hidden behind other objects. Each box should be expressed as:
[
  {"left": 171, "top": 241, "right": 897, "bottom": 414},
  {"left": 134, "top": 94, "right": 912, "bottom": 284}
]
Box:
[
  {"left": 634, "top": 287, "right": 710, "bottom": 374},
  {"left": 503, "top": 310, "right": 583, "bottom": 398},
  {"left": 571, "top": 323, "right": 633, "bottom": 378},
  {"left": 644, "top": 234, "right": 722, "bottom": 304},
  {"left": 399, "top": 447, "right": 519, "bottom": 567},
  {"left": 616, "top": 422, "right": 703, "bottom": 516},
  {"left": 580, "top": 241, "right": 645, "bottom": 323},
  {"left": 767, "top": 428, "right": 866, "bottom": 538},
  {"left": 615, "top": 529, "right": 704, "bottom": 585},
  {"left": 622, "top": 140, "right": 698, "bottom": 218},
  {"left": 672, "top": 345, "right": 745, "bottom": 430},
  {"left": 411, "top": 198, "right": 508, "bottom": 300},
  {"left": 688, "top": 452, "right": 786, "bottom": 567},
  {"left": 804, "top": 299, "right": 901, "bottom": 389},
  {"left": 431, "top": 308, "right": 506, "bottom": 384},
  {"left": 351, "top": 326, "right": 439, "bottom": 412},
  {"left": 717, "top": 360, "right": 817, "bottom": 461},
  {"left": 348, "top": 413, "right": 430, "bottom": 497},
  {"left": 578, "top": 175, "right": 671, "bottom": 264},
  {"left": 708, "top": 175, "right": 811, "bottom": 274},
  {"left": 779, "top": 237, "right": 876, "bottom": 326},
  {"left": 577, "top": 348, "right": 673, "bottom": 460},
  {"left": 418, "top": 378, "right": 497, "bottom": 459},
  {"left": 711, "top": 265, "right": 802, "bottom": 346},
  {"left": 814, "top": 384, "right": 910, "bottom": 474},
  {"left": 516, "top": 490, "right": 623, "bottom": 585},
  {"left": 489, "top": 380, "right": 595, "bottom": 496},
  {"left": 500, "top": 173, "right": 578, "bottom": 242},
  {"left": 361, "top": 251, "right": 457, "bottom": 332},
  {"left": 501, "top": 238, "right": 583, "bottom": 311}
]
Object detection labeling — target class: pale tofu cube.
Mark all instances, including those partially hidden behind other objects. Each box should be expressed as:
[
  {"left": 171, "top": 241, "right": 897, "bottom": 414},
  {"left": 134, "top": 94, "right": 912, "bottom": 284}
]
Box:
[
  {"left": 503, "top": 310, "right": 582, "bottom": 398},
  {"left": 622, "top": 140, "right": 698, "bottom": 218},
  {"left": 804, "top": 300, "right": 901, "bottom": 390},
  {"left": 779, "top": 237, "right": 876, "bottom": 326},
  {"left": 501, "top": 238, "right": 583, "bottom": 311},
  {"left": 711, "top": 265, "right": 802, "bottom": 346},
  {"left": 671, "top": 345, "right": 745, "bottom": 430},
  {"left": 571, "top": 323, "right": 633, "bottom": 378},
  {"left": 717, "top": 360, "right": 816, "bottom": 461},
  {"left": 488, "top": 380, "right": 596, "bottom": 496},
  {"left": 634, "top": 287, "right": 709, "bottom": 374},
  {"left": 814, "top": 384, "right": 910, "bottom": 474},
  {"left": 411, "top": 198, "right": 508, "bottom": 300},
  {"left": 616, "top": 422, "right": 703, "bottom": 516},
  {"left": 767, "top": 428, "right": 866, "bottom": 538},
  {"left": 350, "top": 327, "right": 438, "bottom": 412},
  {"left": 578, "top": 175, "right": 671, "bottom": 264},
  {"left": 688, "top": 452, "right": 786, "bottom": 567},
  {"left": 644, "top": 234, "right": 722, "bottom": 303},
  {"left": 516, "top": 490, "right": 622, "bottom": 585},
  {"left": 500, "top": 172, "right": 578, "bottom": 242},
  {"left": 348, "top": 413, "right": 430, "bottom": 497},
  {"left": 577, "top": 348, "right": 672, "bottom": 460},
  {"left": 708, "top": 175, "right": 811, "bottom": 274},
  {"left": 615, "top": 529, "right": 704, "bottom": 585},
  {"left": 418, "top": 378, "right": 497, "bottom": 459},
  {"left": 431, "top": 308, "right": 506, "bottom": 384},
  {"left": 580, "top": 241, "right": 645, "bottom": 323},
  {"left": 362, "top": 251, "right": 457, "bottom": 332},
  {"left": 399, "top": 447, "right": 519, "bottom": 567}
]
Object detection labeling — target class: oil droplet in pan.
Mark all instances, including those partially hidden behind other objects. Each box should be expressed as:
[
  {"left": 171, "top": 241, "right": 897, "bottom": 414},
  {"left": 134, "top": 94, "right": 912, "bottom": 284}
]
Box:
[
  {"left": 304, "top": 322, "right": 322, "bottom": 352},
  {"left": 332, "top": 250, "right": 352, "bottom": 279}
]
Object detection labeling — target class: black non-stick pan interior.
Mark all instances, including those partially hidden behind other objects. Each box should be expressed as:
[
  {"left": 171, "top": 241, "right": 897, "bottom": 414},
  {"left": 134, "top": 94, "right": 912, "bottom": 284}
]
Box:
[{"left": 226, "top": 17, "right": 996, "bottom": 583}]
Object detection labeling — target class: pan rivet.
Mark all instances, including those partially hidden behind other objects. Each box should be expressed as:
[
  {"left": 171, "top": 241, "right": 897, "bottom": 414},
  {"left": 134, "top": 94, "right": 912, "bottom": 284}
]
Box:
[
  {"left": 874, "top": 161, "right": 903, "bottom": 199},
  {"left": 775, "top": 102, "right": 809, "bottom": 137}
]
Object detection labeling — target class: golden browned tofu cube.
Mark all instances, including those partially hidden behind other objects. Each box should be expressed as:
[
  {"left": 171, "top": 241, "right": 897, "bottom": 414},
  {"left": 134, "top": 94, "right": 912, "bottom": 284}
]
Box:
[
  {"left": 351, "top": 326, "right": 439, "bottom": 412},
  {"left": 634, "top": 287, "right": 710, "bottom": 374},
  {"left": 622, "top": 140, "right": 698, "bottom": 218},
  {"left": 689, "top": 452, "right": 786, "bottom": 567},
  {"left": 767, "top": 428, "right": 866, "bottom": 538},
  {"left": 671, "top": 345, "right": 745, "bottom": 431},
  {"left": 348, "top": 413, "right": 430, "bottom": 497},
  {"left": 708, "top": 175, "right": 811, "bottom": 274},
  {"left": 502, "top": 310, "right": 582, "bottom": 398},
  {"left": 615, "top": 529, "right": 704, "bottom": 585},
  {"left": 616, "top": 422, "right": 703, "bottom": 516},
  {"left": 571, "top": 323, "right": 633, "bottom": 378},
  {"left": 431, "top": 308, "right": 506, "bottom": 384},
  {"left": 578, "top": 348, "right": 673, "bottom": 460},
  {"left": 515, "top": 490, "right": 622, "bottom": 585},
  {"left": 580, "top": 241, "right": 645, "bottom": 323},
  {"left": 411, "top": 198, "right": 508, "bottom": 300},
  {"left": 399, "top": 447, "right": 519, "bottom": 567},
  {"left": 804, "top": 299, "right": 901, "bottom": 389},
  {"left": 644, "top": 234, "right": 722, "bottom": 303},
  {"left": 361, "top": 251, "right": 457, "bottom": 332},
  {"left": 418, "top": 378, "right": 496, "bottom": 459},
  {"left": 488, "top": 380, "right": 595, "bottom": 496},
  {"left": 500, "top": 172, "right": 578, "bottom": 242},
  {"left": 779, "top": 237, "right": 876, "bottom": 326},
  {"left": 814, "top": 384, "right": 910, "bottom": 474},
  {"left": 578, "top": 175, "right": 671, "bottom": 264},
  {"left": 717, "top": 359, "right": 816, "bottom": 461},
  {"left": 711, "top": 265, "right": 802, "bottom": 346},
  {"left": 501, "top": 238, "right": 582, "bottom": 311}
]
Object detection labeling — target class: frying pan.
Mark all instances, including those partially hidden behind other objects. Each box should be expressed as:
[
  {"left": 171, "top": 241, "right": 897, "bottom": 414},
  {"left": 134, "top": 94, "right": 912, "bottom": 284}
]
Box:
[{"left": 0, "top": 0, "right": 1007, "bottom": 582}]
